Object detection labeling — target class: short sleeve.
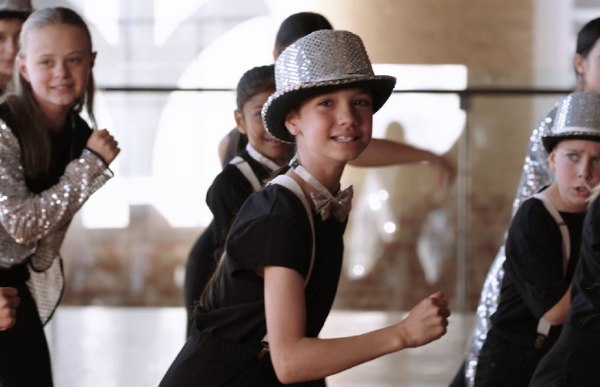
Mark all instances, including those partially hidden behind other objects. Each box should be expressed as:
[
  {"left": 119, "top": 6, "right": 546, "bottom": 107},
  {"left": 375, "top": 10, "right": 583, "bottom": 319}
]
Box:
[
  {"left": 505, "top": 198, "right": 569, "bottom": 319},
  {"left": 225, "top": 186, "right": 312, "bottom": 283}
]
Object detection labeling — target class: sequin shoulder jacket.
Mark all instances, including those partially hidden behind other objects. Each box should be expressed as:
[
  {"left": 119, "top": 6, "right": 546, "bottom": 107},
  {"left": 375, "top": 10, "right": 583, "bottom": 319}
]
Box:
[
  {"left": 0, "top": 118, "right": 113, "bottom": 324},
  {"left": 463, "top": 105, "right": 558, "bottom": 386}
]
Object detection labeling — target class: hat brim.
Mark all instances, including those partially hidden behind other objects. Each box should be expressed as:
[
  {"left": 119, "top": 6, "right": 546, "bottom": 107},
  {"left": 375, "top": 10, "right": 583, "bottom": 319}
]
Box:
[
  {"left": 262, "top": 75, "right": 396, "bottom": 143},
  {"left": 542, "top": 133, "right": 600, "bottom": 153}
]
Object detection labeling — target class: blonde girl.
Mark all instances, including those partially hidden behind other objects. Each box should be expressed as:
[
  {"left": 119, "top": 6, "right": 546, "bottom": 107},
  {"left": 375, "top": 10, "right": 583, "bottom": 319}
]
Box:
[{"left": 0, "top": 7, "right": 119, "bottom": 386}]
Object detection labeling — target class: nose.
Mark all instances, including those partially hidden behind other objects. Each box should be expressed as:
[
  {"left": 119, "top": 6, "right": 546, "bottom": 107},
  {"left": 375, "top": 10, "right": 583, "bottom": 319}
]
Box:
[
  {"left": 337, "top": 102, "right": 359, "bottom": 128},
  {"left": 54, "top": 61, "right": 71, "bottom": 78},
  {"left": 579, "top": 159, "right": 593, "bottom": 181},
  {"left": 5, "top": 38, "right": 16, "bottom": 58}
]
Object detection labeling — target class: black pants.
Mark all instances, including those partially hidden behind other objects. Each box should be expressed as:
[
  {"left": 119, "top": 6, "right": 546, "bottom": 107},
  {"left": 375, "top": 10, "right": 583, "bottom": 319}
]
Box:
[
  {"left": 530, "top": 323, "right": 600, "bottom": 387},
  {"left": 473, "top": 328, "right": 549, "bottom": 387},
  {"left": 0, "top": 263, "right": 53, "bottom": 387}
]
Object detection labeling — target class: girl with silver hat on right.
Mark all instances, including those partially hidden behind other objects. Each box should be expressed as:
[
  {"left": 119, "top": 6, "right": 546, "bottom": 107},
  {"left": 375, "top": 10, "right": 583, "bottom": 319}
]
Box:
[
  {"left": 473, "top": 92, "right": 600, "bottom": 387},
  {"left": 159, "top": 29, "right": 450, "bottom": 387},
  {"left": 530, "top": 94, "right": 600, "bottom": 386},
  {"left": 454, "top": 16, "right": 600, "bottom": 387}
]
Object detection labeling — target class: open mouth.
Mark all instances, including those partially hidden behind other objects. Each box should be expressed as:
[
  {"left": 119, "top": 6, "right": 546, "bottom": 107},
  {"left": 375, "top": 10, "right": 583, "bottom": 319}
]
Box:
[
  {"left": 575, "top": 186, "right": 590, "bottom": 196},
  {"left": 332, "top": 136, "right": 358, "bottom": 143}
]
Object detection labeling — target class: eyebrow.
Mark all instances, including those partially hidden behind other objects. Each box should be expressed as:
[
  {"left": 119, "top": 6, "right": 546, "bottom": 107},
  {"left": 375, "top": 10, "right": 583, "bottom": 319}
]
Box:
[{"left": 36, "top": 50, "right": 86, "bottom": 57}]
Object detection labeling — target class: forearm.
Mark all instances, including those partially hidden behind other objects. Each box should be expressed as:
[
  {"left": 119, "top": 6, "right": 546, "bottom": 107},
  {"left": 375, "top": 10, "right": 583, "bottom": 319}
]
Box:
[
  {"left": 543, "top": 286, "right": 572, "bottom": 325},
  {"left": 271, "top": 325, "right": 403, "bottom": 384},
  {"left": 0, "top": 149, "right": 112, "bottom": 243},
  {"left": 350, "top": 138, "right": 436, "bottom": 167}
]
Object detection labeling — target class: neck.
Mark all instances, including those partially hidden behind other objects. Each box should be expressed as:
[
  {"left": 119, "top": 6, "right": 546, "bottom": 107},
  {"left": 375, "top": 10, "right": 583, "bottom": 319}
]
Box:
[
  {"left": 295, "top": 153, "right": 344, "bottom": 194},
  {"left": 41, "top": 105, "right": 70, "bottom": 133},
  {"left": 545, "top": 183, "right": 586, "bottom": 213}
]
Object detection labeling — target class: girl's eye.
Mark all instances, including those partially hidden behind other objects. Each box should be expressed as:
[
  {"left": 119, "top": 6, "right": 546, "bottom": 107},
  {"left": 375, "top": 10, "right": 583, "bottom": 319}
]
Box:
[
  {"left": 39, "top": 60, "right": 51, "bottom": 66},
  {"left": 67, "top": 57, "right": 82, "bottom": 63},
  {"left": 355, "top": 99, "right": 371, "bottom": 106},
  {"left": 593, "top": 157, "right": 600, "bottom": 163},
  {"left": 318, "top": 99, "right": 333, "bottom": 107}
]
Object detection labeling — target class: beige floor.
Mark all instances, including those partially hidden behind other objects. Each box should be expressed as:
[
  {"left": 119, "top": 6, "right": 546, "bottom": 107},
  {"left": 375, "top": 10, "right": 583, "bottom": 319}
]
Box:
[{"left": 45, "top": 307, "right": 473, "bottom": 387}]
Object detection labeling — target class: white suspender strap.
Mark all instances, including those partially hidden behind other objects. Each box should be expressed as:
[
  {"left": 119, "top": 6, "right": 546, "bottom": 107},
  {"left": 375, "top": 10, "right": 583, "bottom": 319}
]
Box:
[
  {"left": 532, "top": 192, "right": 570, "bottom": 345},
  {"left": 260, "top": 175, "right": 316, "bottom": 349},
  {"left": 532, "top": 193, "right": 571, "bottom": 273},
  {"left": 229, "top": 156, "right": 262, "bottom": 192},
  {"left": 268, "top": 175, "right": 316, "bottom": 286}
]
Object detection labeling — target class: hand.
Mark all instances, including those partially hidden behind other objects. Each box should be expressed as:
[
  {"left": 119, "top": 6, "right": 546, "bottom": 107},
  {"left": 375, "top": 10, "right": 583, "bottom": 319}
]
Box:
[
  {"left": 0, "top": 287, "right": 20, "bottom": 331},
  {"left": 396, "top": 291, "right": 450, "bottom": 348},
  {"left": 86, "top": 129, "right": 120, "bottom": 165}
]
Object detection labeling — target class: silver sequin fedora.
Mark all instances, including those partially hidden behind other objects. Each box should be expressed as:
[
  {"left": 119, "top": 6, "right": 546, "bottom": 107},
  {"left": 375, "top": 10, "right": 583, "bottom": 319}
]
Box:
[
  {"left": 542, "top": 92, "right": 600, "bottom": 152},
  {"left": 262, "top": 29, "right": 396, "bottom": 143},
  {"left": 0, "top": 0, "right": 33, "bottom": 13}
]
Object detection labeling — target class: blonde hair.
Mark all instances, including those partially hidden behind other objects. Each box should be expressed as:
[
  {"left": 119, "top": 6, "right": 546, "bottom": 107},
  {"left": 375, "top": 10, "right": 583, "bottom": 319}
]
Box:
[
  {"left": 6, "top": 6, "right": 96, "bottom": 179},
  {"left": 589, "top": 184, "right": 600, "bottom": 206}
]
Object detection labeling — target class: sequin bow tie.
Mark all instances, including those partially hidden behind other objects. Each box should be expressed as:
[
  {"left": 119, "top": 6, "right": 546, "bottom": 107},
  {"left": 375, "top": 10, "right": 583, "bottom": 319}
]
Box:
[{"left": 310, "top": 186, "right": 353, "bottom": 222}]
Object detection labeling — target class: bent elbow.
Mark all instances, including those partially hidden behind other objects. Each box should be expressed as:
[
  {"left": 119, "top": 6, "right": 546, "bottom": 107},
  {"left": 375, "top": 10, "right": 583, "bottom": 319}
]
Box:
[{"left": 272, "top": 356, "right": 304, "bottom": 385}]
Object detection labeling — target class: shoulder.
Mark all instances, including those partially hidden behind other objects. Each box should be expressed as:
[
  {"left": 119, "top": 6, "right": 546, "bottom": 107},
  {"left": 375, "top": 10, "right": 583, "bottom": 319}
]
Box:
[
  {"left": 211, "top": 163, "right": 253, "bottom": 192},
  {"left": 510, "top": 197, "right": 555, "bottom": 234},
  {"left": 230, "top": 184, "right": 307, "bottom": 233},
  {"left": 0, "top": 114, "right": 20, "bottom": 150}
]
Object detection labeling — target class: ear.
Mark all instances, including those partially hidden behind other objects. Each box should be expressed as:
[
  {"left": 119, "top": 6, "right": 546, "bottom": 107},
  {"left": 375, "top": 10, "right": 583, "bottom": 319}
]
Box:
[
  {"left": 91, "top": 51, "right": 97, "bottom": 69},
  {"left": 284, "top": 109, "right": 300, "bottom": 137},
  {"left": 574, "top": 53, "right": 585, "bottom": 77},
  {"left": 234, "top": 110, "right": 246, "bottom": 135},
  {"left": 548, "top": 149, "right": 557, "bottom": 172},
  {"left": 272, "top": 48, "right": 279, "bottom": 62},
  {"left": 18, "top": 56, "right": 29, "bottom": 82}
]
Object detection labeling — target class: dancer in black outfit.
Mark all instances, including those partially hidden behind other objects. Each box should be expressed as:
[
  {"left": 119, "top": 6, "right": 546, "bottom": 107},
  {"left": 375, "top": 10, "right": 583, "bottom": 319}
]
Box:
[
  {"left": 530, "top": 94, "right": 600, "bottom": 387},
  {"left": 473, "top": 92, "right": 600, "bottom": 387},
  {"left": 184, "top": 65, "right": 292, "bottom": 333},
  {"left": 162, "top": 30, "right": 449, "bottom": 387},
  {"left": 185, "top": 12, "right": 456, "bottom": 335}
]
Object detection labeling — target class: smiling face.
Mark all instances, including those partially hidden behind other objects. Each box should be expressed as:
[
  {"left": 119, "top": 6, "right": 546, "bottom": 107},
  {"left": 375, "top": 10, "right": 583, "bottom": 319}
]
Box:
[
  {"left": 19, "top": 23, "right": 95, "bottom": 120},
  {"left": 285, "top": 87, "right": 373, "bottom": 167},
  {"left": 548, "top": 139, "right": 600, "bottom": 212},
  {"left": 235, "top": 90, "right": 293, "bottom": 165}
]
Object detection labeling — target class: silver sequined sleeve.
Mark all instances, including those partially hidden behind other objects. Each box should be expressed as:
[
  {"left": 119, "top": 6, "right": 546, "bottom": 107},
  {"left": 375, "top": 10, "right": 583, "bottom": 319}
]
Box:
[
  {"left": 464, "top": 106, "right": 557, "bottom": 386},
  {"left": 0, "top": 119, "right": 113, "bottom": 271}
]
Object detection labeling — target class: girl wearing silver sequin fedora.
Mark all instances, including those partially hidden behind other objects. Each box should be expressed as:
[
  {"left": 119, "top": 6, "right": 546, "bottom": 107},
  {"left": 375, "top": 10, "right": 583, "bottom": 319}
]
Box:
[
  {"left": 530, "top": 94, "right": 600, "bottom": 386},
  {"left": 160, "top": 29, "right": 450, "bottom": 387},
  {"left": 473, "top": 92, "right": 600, "bottom": 387},
  {"left": 0, "top": 7, "right": 119, "bottom": 387}
]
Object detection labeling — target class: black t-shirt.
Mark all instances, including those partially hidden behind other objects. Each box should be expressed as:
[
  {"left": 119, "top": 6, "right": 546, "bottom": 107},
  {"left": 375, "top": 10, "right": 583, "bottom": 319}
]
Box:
[
  {"left": 567, "top": 197, "right": 600, "bottom": 334},
  {"left": 491, "top": 198, "right": 585, "bottom": 345},
  {"left": 187, "top": 151, "right": 273, "bottom": 288},
  {"left": 207, "top": 150, "right": 272, "bottom": 247},
  {"left": 194, "top": 184, "right": 347, "bottom": 345},
  {"left": 0, "top": 103, "right": 93, "bottom": 193}
]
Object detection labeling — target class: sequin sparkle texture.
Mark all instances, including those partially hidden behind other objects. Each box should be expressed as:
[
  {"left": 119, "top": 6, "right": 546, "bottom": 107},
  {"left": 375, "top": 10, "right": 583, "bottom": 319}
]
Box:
[{"left": 0, "top": 119, "right": 113, "bottom": 324}]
